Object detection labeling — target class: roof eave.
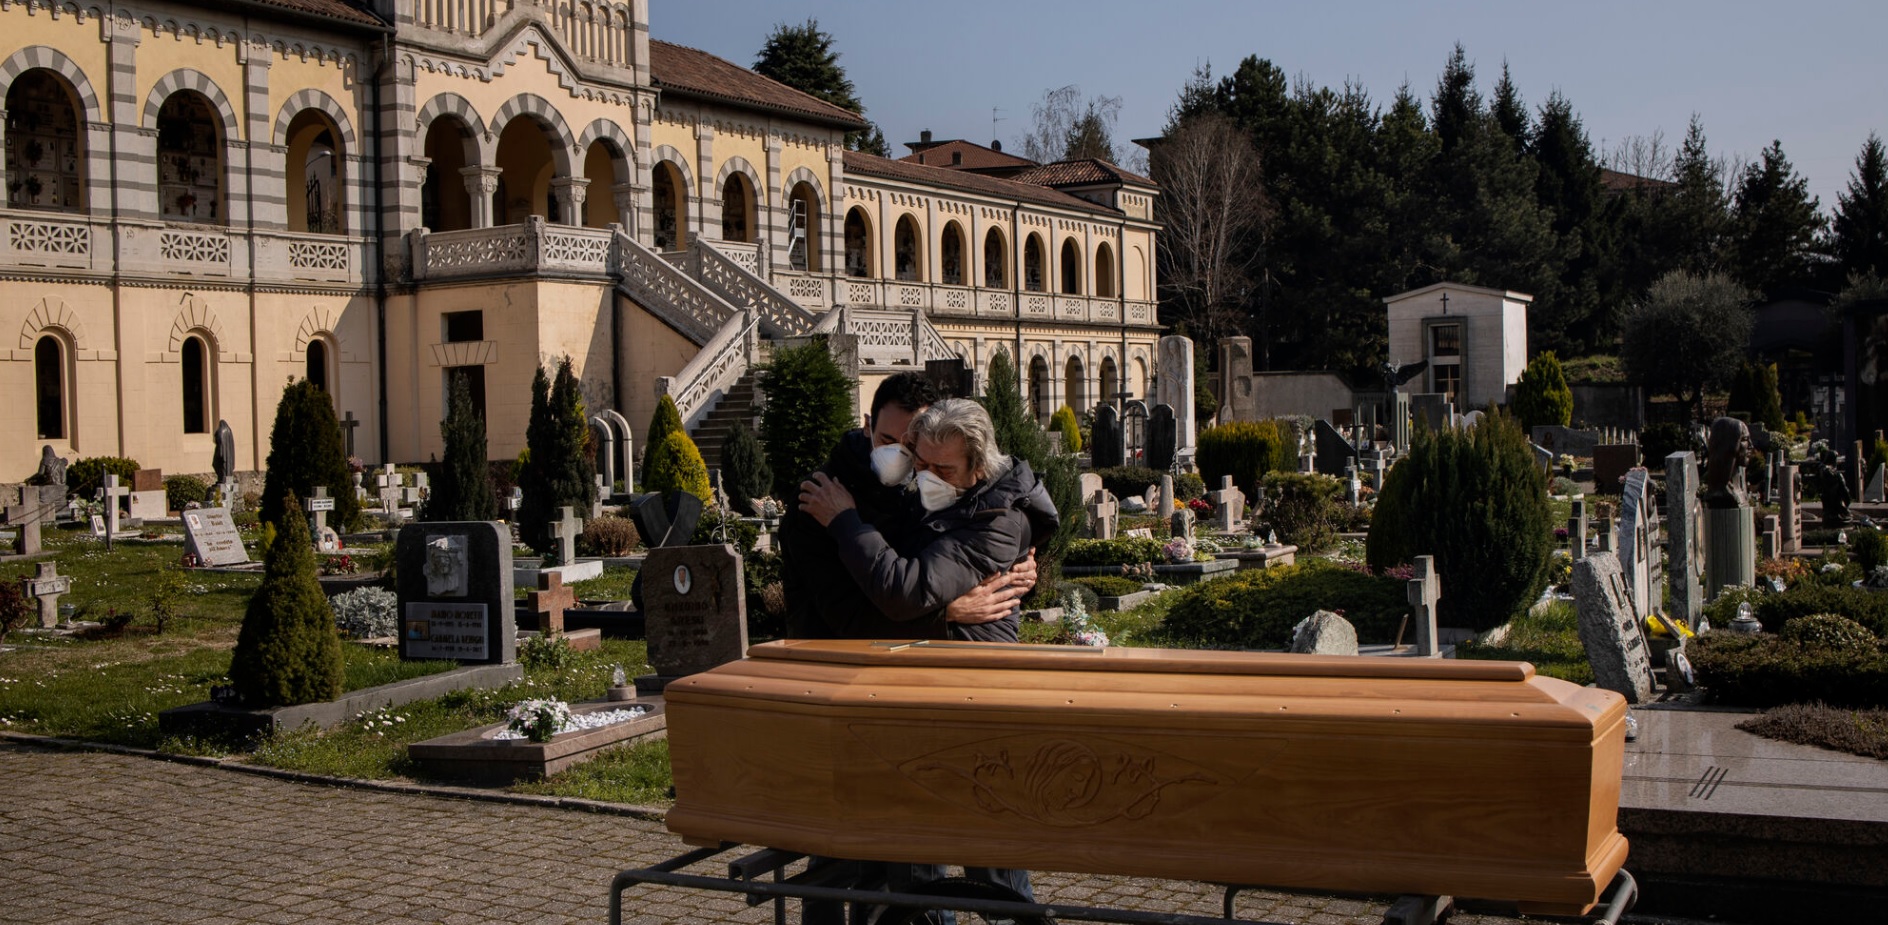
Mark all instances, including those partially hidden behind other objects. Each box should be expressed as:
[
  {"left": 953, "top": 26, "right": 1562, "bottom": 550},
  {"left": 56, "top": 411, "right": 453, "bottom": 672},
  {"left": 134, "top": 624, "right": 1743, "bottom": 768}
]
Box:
[{"left": 654, "top": 83, "right": 867, "bottom": 132}]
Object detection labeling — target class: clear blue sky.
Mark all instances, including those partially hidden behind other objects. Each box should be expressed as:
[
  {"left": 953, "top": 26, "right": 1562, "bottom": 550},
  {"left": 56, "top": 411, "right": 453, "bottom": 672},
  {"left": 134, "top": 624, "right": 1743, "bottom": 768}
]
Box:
[{"left": 655, "top": 0, "right": 1887, "bottom": 212}]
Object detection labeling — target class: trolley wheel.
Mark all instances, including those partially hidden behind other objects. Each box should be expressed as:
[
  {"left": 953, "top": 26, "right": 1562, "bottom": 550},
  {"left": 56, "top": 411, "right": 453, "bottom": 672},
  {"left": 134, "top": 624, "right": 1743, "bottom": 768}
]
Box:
[{"left": 870, "top": 876, "right": 1054, "bottom": 925}]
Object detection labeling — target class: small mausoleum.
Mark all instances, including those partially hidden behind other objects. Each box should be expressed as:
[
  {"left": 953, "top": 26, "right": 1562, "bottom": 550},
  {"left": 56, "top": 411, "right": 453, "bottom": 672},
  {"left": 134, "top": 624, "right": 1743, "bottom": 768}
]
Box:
[{"left": 1384, "top": 282, "right": 1531, "bottom": 412}]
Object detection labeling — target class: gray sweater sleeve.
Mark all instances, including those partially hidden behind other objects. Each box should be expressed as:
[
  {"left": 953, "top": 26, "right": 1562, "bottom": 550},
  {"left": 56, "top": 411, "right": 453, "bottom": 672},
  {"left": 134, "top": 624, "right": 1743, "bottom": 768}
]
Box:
[{"left": 824, "top": 507, "right": 1029, "bottom": 622}]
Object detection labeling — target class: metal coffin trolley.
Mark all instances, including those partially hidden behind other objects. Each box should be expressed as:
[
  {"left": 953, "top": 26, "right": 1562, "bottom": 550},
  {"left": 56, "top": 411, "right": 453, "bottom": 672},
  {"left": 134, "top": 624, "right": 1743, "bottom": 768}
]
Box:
[{"left": 612, "top": 640, "right": 1640, "bottom": 925}]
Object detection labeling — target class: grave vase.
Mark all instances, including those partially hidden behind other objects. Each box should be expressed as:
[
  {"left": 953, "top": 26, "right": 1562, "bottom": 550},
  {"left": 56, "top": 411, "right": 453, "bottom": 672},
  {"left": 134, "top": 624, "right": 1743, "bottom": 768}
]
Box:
[{"left": 1703, "top": 506, "right": 1755, "bottom": 600}]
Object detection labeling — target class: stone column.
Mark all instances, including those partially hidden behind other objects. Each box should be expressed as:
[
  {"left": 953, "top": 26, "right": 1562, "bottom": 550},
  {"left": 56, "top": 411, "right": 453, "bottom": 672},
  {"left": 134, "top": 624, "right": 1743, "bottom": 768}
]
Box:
[
  {"left": 1703, "top": 506, "right": 1755, "bottom": 600},
  {"left": 1778, "top": 465, "right": 1800, "bottom": 553},
  {"left": 613, "top": 182, "right": 641, "bottom": 236},
  {"left": 551, "top": 177, "right": 589, "bottom": 225},
  {"left": 461, "top": 166, "right": 501, "bottom": 227}
]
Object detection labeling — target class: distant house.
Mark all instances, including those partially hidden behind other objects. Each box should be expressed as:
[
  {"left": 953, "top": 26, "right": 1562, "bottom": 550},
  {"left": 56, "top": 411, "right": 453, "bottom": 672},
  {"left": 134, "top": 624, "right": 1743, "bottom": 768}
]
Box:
[{"left": 1384, "top": 282, "right": 1531, "bottom": 412}]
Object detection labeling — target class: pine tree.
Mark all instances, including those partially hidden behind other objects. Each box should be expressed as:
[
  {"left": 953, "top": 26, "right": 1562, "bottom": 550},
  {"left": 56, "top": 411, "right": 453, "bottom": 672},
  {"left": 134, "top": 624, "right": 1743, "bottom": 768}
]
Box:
[
  {"left": 424, "top": 375, "right": 495, "bottom": 522},
  {"left": 720, "top": 421, "right": 773, "bottom": 513},
  {"left": 980, "top": 350, "right": 1046, "bottom": 466},
  {"left": 260, "top": 379, "right": 357, "bottom": 532},
  {"left": 752, "top": 19, "right": 880, "bottom": 154},
  {"left": 1656, "top": 115, "right": 1730, "bottom": 275},
  {"left": 518, "top": 357, "right": 594, "bottom": 555},
  {"left": 642, "top": 394, "right": 683, "bottom": 486},
  {"left": 1728, "top": 139, "right": 1824, "bottom": 294},
  {"left": 227, "top": 493, "right": 342, "bottom": 707},
  {"left": 1529, "top": 91, "right": 1612, "bottom": 355},
  {"left": 1832, "top": 133, "right": 1888, "bottom": 280},
  {"left": 756, "top": 339, "right": 855, "bottom": 497}
]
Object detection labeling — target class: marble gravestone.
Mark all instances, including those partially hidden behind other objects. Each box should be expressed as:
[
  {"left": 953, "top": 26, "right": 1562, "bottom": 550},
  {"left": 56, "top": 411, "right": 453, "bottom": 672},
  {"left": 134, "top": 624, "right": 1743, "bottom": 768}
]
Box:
[
  {"left": 1146, "top": 404, "right": 1178, "bottom": 473},
  {"left": 182, "top": 507, "right": 249, "bottom": 567},
  {"left": 1572, "top": 551, "right": 1657, "bottom": 704},
  {"left": 1156, "top": 335, "right": 1196, "bottom": 460},
  {"left": 1777, "top": 464, "right": 1801, "bottom": 553},
  {"left": 1313, "top": 419, "right": 1358, "bottom": 477},
  {"left": 639, "top": 543, "right": 748, "bottom": 694},
  {"left": 1409, "top": 393, "right": 1453, "bottom": 433},
  {"left": 1217, "top": 336, "right": 1257, "bottom": 423},
  {"left": 1615, "top": 468, "right": 1663, "bottom": 621},
  {"left": 1090, "top": 403, "right": 1124, "bottom": 468},
  {"left": 633, "top": 491, "right": 704, "bottom": 549},
  {"left": 1867, "top": 464, "right": 1886, "bottom": 505},
  {"left": 1591, "top": 444, "right": 1640, "bottom": 494},
  {"left": 396, "top": 522, "right": 515, "bottom": 665},
  {"left": 1665, "top": 452, "right": 1705, "bottom": 625}
]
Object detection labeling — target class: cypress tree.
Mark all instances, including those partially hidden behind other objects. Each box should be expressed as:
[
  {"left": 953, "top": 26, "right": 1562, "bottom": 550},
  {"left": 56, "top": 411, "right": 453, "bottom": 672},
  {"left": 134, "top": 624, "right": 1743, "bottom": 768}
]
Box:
[
  {"left": 228, "top": 493, "right": 343, "bottom": 707},
  {"left": 720, "top": 422, "right": 773, "bottom": 513},
  {"left": 518, "top": 357, "right": 594, "bottom": 555},
  {"left": 642, "top": 394, "right": 683, "bottom": 486},
  {"left": 1049, "top": 405, "right": 1082, "bottom": 454},
  {"left": 756, "top": 339, "right": 855, "bottom": 496},
  {"left": 980, "top": 350, "right": 1046, "bottom": 466},
  {"left": 424, "top": 375, "right": 496, "bottom": 522},
  {"left": 260, "top": 379, "right": 357, "bottom": 532},
  {"left": 643, "top": 430, "right": 713, "bottom": 504}
]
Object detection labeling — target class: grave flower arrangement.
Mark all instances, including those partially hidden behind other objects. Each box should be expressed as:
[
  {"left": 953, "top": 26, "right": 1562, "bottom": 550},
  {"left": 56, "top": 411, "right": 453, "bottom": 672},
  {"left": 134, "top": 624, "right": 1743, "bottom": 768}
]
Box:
[
  {"left": 506, "top": 698, "right": 574, "bottom": 743},
  {"left": 1163, "top": 537, "right": 1193, "bottom": 564}
]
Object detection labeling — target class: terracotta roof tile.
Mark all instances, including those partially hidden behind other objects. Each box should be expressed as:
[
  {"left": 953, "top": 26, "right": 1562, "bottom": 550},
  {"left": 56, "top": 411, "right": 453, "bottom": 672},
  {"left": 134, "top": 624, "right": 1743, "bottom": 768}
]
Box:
[
  {"left": 899, "top": 139, "right": 1036, "bottom": 172},
  {"left": 649, "top": 40, "right": 868, "bottom": 130},
  {"left": 240, "top": 0, "right": 386, "bottom": 28},
  {"left": 1599, "top": 167, "right": 1675, "bottom": 193},
  {"left": 1012, "top": 158, "right": 1156, "bottom": 189},
  {"left": 843, "top": 151, "right": 1119, "bottom": 216}
]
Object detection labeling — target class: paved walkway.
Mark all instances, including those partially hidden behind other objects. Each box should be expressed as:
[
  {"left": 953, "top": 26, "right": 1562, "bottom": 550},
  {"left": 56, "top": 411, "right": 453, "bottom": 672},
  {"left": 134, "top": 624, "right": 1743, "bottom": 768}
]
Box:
[{"left": 1, "top": 741, "right": 1557, "bottom": 925}]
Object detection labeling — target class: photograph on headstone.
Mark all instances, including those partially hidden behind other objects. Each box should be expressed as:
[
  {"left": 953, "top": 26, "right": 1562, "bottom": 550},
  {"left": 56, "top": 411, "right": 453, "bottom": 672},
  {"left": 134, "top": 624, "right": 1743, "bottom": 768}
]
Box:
[
  {"left": 182, "top": 507, "right": 250, "bottom": 567},
  {"left": 640, "top": 543, "right": 748, "bottom": 690},
  {"left": 397, "top": 522, "right": 515, "bottom": 664}
]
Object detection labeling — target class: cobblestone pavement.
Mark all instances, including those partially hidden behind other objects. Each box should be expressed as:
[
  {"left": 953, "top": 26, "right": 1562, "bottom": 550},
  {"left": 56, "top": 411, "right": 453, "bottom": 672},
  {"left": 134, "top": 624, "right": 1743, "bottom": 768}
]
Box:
[{"left": 3, "top": 741, "right": 1571, "bottom": 925}]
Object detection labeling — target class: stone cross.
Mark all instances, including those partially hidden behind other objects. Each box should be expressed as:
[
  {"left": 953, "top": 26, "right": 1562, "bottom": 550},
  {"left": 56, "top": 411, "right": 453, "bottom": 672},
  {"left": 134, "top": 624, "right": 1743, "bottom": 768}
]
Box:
[
  {"left": 527, "top": 571, "right": 577, "bottom": 636},
  {"left": 549, "top": 505, "right": 583, "bottom": 566},
  {"left": 1208, "top": 476, "right": 1246, "bottom": 532},
  {"left": 1085, "top": 488, "right": 1118, "bottom": 540},
  {"left": 1345, "top": 459, "right": 1361, "bottom": 505},
  {"left": 593, "top": 473, "right": 608, "bottom": 519},
  {"left": 1568, "top": 498, "right": 1588, "bottom": 561},
  {"left": 5, "top": 486, "right": 58, "bottom": 556},
  {"left": 1596, "top": 517, "right": 1616, "bottom": 553},
  {"left": 304, "top": 487, "right": 336, "bottom": 551},
  {"left": 101, "top": 473, "right": 130, "bottom": 550},
  {"left": 339, "top": 411, "right": 360, "bottom": 458},
  {"left": 25, "top": 561, "right": 70, "bottom": 629},
  {"left": 1407, "top": 555, "right": 1441, "bottom": 657},
  {"left": 1170, "top": 507, "right": 1194, "bottom": 542}
]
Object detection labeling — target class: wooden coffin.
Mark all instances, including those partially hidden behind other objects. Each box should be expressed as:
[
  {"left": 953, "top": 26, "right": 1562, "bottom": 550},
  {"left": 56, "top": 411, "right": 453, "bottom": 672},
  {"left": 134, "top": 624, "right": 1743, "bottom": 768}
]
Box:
[{"left": 664, "top": 640, "right": 1629, "bottom": 914}]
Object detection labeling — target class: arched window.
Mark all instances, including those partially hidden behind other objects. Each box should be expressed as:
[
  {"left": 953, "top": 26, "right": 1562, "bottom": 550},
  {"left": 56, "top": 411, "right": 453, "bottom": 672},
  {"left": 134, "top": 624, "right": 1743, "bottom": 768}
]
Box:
[
  {"left": 1023, "top": 235, "right": 1045, "bottom": 292},
  {"left": 34, "top": 335, "right": 66, "bottom": 440},
  {"left": 6, "top": 69, "right": 83, "bottom": 212},
  {"left": 285, "top": 109, "right": 343, "bottom": 234},
  {"left": 721, "top": 173, "right": 754, "bottom": 243},
  {"left": 1060, "top": 238, "right": 1082, "bottom": 294},
  {"left": 941, "top": 222, "right": 965, "bottom": 286},
  {"left": 422, "top": 116, "right": 474, "bottom": 231},
  {"left": 983, "top": 228, "right": 1007, "bottom": 288},
  {"left": 156, "top": 92, "right": 223, "bottom": 224},
  {"left": 787, "top": 181, "right": 820, "bottom": 271},
  {"left": 1099, "top": 356, "right": 1119, "bottom": 405},
  {"left": 1134, "top": 357, "right": 1150, "bottom": 401},
  {"left": 582, "top": 140, "right": 622, "bottom": 229},
  {"left": 181, "top": 335, "right": 212, "bottom": 434},
  {"left": 1065, "top": 355, "right": 1086, "bottom": 414},
  {"left": 1027, "top": 355, "right": 1050, "bottom": 421},
  {"left": 1095, "top": 242, "right": 1116, "bottom": 298},
  {"left": 844, "top": 207, "right": 873, "bottom": 278},
  {"left": 652, "top": 161, "right": 686, "bottom": 250},
  {"left": 495, "top": 117, "right": 556, "bottom": 225},
  {"left": 894, "top": 215, "right": 921, "bottom": 281},
  {"left": 306, "top": 339, "right": 329, "bottom": 393}
]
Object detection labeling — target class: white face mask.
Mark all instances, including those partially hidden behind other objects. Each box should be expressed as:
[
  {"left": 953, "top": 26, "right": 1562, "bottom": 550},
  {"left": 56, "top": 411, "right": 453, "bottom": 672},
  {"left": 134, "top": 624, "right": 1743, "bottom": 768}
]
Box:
[
  {"left": 870, "top": 443, "right": 914, "bottom": 487},
  {"left": 915, "top": 469, "right": 965, "bottom": 511}
]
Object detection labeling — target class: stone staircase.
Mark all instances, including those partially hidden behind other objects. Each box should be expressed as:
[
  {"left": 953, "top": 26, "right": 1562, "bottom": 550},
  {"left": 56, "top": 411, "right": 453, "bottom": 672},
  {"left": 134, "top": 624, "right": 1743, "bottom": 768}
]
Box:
[{"left": 689, "top": 370, "right": 760, "bottom": 472}]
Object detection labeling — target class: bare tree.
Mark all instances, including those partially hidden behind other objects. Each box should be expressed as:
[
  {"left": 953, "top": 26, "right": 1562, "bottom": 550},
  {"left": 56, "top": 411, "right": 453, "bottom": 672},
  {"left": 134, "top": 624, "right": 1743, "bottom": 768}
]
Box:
[
  {"left": 1602, "top": 130, "right": 1672, "bottom": 183},
  {"left": 1150, "top": 112, "right": 1270, "bottom": 345},
  {"left": 1019, "top": 85, "right": 1125, "bottom": 164}
]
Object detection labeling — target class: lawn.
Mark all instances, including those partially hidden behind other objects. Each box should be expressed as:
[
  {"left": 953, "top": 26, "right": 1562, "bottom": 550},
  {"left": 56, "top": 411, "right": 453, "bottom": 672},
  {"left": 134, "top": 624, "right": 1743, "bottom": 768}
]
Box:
[{"left": 1454, "top": 599, "right": 1595, "bottom": 685}]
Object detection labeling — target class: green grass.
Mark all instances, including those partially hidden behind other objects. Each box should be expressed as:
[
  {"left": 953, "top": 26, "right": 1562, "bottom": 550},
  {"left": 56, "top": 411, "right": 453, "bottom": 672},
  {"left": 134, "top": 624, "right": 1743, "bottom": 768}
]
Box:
[
  {"left": 516, "top": 565, "right": 639, "bottom": 600},
  {"left": 514, "top": 737, "right": 672, "bottom": 804},
  {"left": 1021, "top": 588, "right": 1179, "bottom": 647},
  {"left": 1455, "top": 599, "right": 1595, "bottom": 685}
]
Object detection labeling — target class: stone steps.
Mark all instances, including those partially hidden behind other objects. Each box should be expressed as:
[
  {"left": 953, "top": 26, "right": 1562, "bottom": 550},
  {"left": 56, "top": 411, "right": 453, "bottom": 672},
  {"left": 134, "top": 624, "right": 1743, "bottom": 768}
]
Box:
[{"left": 688, "top": 373, "right": 759, "bottom": 471}]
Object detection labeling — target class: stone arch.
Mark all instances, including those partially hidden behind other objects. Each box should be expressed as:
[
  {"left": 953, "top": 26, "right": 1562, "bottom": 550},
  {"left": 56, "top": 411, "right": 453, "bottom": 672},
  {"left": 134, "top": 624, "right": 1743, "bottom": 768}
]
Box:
[
  {"left": 415, "top": 93, "right": 487, "bottom": 161},
  {"left": 650, "top": 144, "right": 695, "bottom": 193},
  {"left": 167, "top": 293, "right": 230, "bottom": 361},
  {"left": 293, "top": 305, "right": 339, "bottom": 357},
  {"left": 713, "top": 156, "right": 764, "bottom": 207},
  {"left": 0, "top": 46, "right": 101, "bottom": 123},
  {"left": 141, "top": 69, "right": 240, "bottom": 138},
  {"left": 487, "top": 93, "right": 576, "bottom": 174},
  {"left": 715, "top": 155, "right": 764, "bottom": 243},
  {"left": 271, "top": 89, "right": 358, "bottom": 150},
  {"left": 575, "top": 118, "right": 636, "bottom": 182},
  {"left": 780, "top": 166, "right": 827, "bottom": 210},
  {"left": 18, "top": 296, "right": 88, "bottom": 351}
]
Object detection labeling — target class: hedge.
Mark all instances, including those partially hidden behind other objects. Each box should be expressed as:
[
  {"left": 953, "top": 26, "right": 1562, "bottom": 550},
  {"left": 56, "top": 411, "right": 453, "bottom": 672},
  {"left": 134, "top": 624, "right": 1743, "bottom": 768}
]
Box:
[{"left": 1159, "top": 560, "right": 1409, "bottom": 650}]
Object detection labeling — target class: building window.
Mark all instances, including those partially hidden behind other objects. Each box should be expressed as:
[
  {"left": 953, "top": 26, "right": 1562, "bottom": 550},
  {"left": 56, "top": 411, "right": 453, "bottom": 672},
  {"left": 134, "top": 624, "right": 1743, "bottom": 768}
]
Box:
[
  {"left": 156, "top": 92, "right": 223, "bottom": 224},
  {"left": 844, "top": 207, "right": 873, "bottom": 278},
  {"left": 721, "top": 174, "right": 753, "bottom": 243},
  {"left": 983, "top": 228, "right": 1006, "bottom": 288},
  {"left": 285, "top": 109, "right": 343, "bottom": 234},
  {"left": 306, "top": 339, "right": 329, "bottom": 392},
  {"left": 1028, "top": 355, "right": 1049, "bottom": 421},
  {"left": 34, "top": 334, "right": 66, "bottom": 440},
  {"left": 1099, "top": 355, "right": 1119, "bottom": 404},
  {"left": 1064, "top": 355, "right": 1086, "bottom": 414},
  {"left": 787, "top": 182, "right": 820, "bottom": 271},
  {"left": 894, "top": 215, "right": 921, "bottom": 282},
  {"left": 1428, "top": 322, "right": 1462, "bottom": 404},
  {"left": 444, "top": 310, "right": 484, "bottom": 343},
  {"left": 422, "top": 116, "right": 474, "bottom": 231},
  {"left": 1095, "top": 242, "right": 1116, "bottom": 298},
  {"left": 6, "top": 69, "right": 83, "bottom": 212},
  {"left": 941, "top": 222, "right": 964, "bottom": 286},
  {"left": 652, "top": 162, "right": 685, "bottom": 250},
  {"left": 1023, "top": 235, "right": 1044, "bottom": 292},
  {"left": 446, "top": 365, "right": 486, "bottom": 422},
  {"left": 181, "top": 335, "right": 211, "bottom": 433},
  {"left": 1060, "top": 238, "right": 1081, "bottom": 294}
]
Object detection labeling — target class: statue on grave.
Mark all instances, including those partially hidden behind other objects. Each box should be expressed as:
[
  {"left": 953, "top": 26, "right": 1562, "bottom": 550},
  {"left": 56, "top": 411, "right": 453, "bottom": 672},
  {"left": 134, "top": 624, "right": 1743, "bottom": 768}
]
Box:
[
  {"left": 212, "top": 420, "right": 237, "bottom": 483},
  {"left": 1702, "top": 417, "right": 1752, "bottom": 509},
  {"left": 26, "top": 444, "right": 67, "bottom": 488},
  {"left": 1817, "top": 447, "right": 1852, "bottom": 526},
  {"left": 1379, "top": 360, "right": 1428, "bottom": 395}
]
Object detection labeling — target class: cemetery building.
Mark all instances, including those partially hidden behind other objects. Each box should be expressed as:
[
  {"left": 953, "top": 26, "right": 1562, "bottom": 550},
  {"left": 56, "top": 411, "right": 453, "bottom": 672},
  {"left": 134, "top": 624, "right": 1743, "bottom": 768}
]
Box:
[
  {"left": 1383, "top": 282, "right": 1529, "bottom": 412},
  {"left": 0, "top": 0, "right": 1162, "bottom": 480}
]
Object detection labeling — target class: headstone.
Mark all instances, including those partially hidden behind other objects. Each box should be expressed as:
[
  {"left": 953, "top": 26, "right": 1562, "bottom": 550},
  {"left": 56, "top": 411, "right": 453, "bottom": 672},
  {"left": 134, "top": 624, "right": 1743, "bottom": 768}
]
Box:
[
  {"left": 1217, "top": 336, "right": 1256, "bottom": 423},
  {"left": 1313, "top": 419, "right": 1357, "bottom": 477},
  {"left": 1170, "top": 507, "right": 1194, "bottom": 542},
  {"left": 640, "top": 544, "right": 748, "bottom": 688},
  {"left": 593, "top": 474, "right": 608, "bottom": 520},
  {"left": 339, "top": 410, "right": 361, "bottom": 457},
  {"left": 1568, "top": 498, "right": 1588, "bottom": 560},
  {"left": 1704, "top": 506, "right": 1755, "bottom": 600},
  {"left": 1123, "top": 527, "right": 1153, "bottom": 539},
  {"left": 304, "top": 487, "right": 340, "bottom": 552},
  {"left": 128, "top": 490, "right": 167, "bottom": 520},
  {"left": 396, "top": 522, "right": 515, "bottom": 664},
  {"left": 1085, "top": 487, "right": 1118, "bottom": 540},
  {"left": 631, "top": 491, "right": 704, "bottom": 549},
  {"left": 1665, "top": 452, "right": 1705, "bottom": 625},
  {"left": 132, "top": 468, "right": 163, "bottom": 493},
  {"left": 1079, "top": 472, "right": 1104, "bottom": 500},
  {"left": 24, "top": 561, "right": 70, "bottom": 629},
  {"left": 1389, "top": 391, "right": 1411, "bottom": 454},
  {"left": 1156, "top": 335, "right": 1196, "bottom": 458},
  {"left": 1592, "top": 444, "right": 1641, "bottom": 494},
  {"left": 549, "top": 505, "right": 584, "bottom": 566},
  {"left": 1288, "top": 610, "right": 1358, "bottom": 656},
  {"left": 1091, "top": 404, "right": 1124, "bottom": 468},
  {"left": 1867, "top": 464, "right": 1886, "bottom": 504},
  {"left": 1146, "top": 404, "right": 1178, "bottom": 472},
  {"left": 1596, "top": 517, "right": 1616, "bottom": 553},
  {"left": 1616, "top": 468, "right": 1662, "bottom": 619},
  {"left": 1761, "top": 515, "right": 1781, "bottom": 560},
  {"left": 100, "top": 474, "right": 131, "bottom": 545},
  {"left": 1159, "top": 473, "right": 1175, "bottom": 519},
  {"left": 1777, "top": 464, "right": 1801, "bottom": 553},
  {"left": 181, "top": 507, "right": 249, "bottom": 567},
  {"left": 1345, "top": 460, "right": 1361, "bottom": 506},
  {"left": 1208, "top": 476, "right": 1246, "bottom": 532},
  {"left": 528, "top": 571, "right": 577, "bottom": 636},
  {"left": 1407, "top": 555, "right": 1441, "bottom": 657},
  {"left": 5, "top": 485, "right": 61, "bottom": 556},
  {"left": 1571, "top": 551, "right": 1657, "bottom": 704},
  {"left": 1119, "top": 495, "right": 1146, "bottom": 515},
  {"left": 1409, "top": 393, "right": 1452, "bottom": 432},
  {"left": 1532, "top": 443, "right": 1555, "bottom": 477}
]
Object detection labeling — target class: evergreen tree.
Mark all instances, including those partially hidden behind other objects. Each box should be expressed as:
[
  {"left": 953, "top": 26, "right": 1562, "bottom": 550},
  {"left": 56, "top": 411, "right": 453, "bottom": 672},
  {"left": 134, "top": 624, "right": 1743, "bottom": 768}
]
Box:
[
  {"left": 1529, "top": 91, "right": 1613, "bottom": 355},
  {"left": 518, "top": 357, "right": 594, "bottom": 555},
  {"left": 1511, "top": 351, "right": 1574, "bottom": 431},
  {"left": 423, "top": 375, "right": 496, "bottom": 522},
  {"left": 260, "top": 379, "right": 358, "bottom": 532},
  {"left": 1490, "top": 61, "right": 1530, "bottom": 151},
  {"left": 227, "top": 493, "right": 342, "bottom": 707},
  {"left": 1048, "top": 405, "right": 1082, "bottom": 454},
  {"left": 1655, "top": 115, "right": 1731, "bottom": 274},
  {"left": 720, "top": 421, "right": 773, "bottom": 513},
  {"left": 752, "top": 19, "right": 880, "bottom": 154},
  {"left": 642, "top": 394, "right": 683, "bottom": 486},
  {"left": 1727, "top": 361, "right": 1786, "bottom": 433},
  {"left": 643, "top": 430, "right": 713, "bottom": 504},
  {"left": 1728, "top": 139, "right": 1824, "bottom": 294},
  {"left": 979, "top": 350, "right": 1046, "bottom": 464},
  {"left": 756, "top": 339, "right": 855, "bottom": 497},
  {"left": 1832, "top": 133, "right": 1888, "bottom": 281}
]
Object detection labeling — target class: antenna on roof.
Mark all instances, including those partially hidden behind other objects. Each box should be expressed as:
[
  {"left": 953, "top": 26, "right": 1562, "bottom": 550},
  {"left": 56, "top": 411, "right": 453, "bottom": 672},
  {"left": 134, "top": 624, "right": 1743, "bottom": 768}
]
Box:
[{"left": 991, "top": 107, "right": 1005, "bottom": 148}]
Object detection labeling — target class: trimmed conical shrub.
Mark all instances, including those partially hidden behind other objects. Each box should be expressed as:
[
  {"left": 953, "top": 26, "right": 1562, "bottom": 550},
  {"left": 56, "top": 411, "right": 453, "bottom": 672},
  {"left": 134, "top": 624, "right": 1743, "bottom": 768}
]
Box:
[
  {"left": 642, "top": 394, "right": 684, "bottom": 486},
  {"left": 1365, "top": 410, "right": 1552, "bottom": 632},
  {"left": 261, "top": 379, "right": 358, "bottom": 532},
  {"left": 1511, "top": 351, "right": 1573, "bottom": 432},
  {"left": 721, "top": 421, "right": 772, "bottom": 513},
  {"left": 424, "top": 375, "right": 497, "bottom": 521},
  {"left": 228, "top": 493, "right": 343, "bottom": 707},
  {"left": 644, "top": 430, "right": 712, "bottom": 504},
  {"left": 1049, "top": 405, "right": 1082, "bottom": 454}
]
